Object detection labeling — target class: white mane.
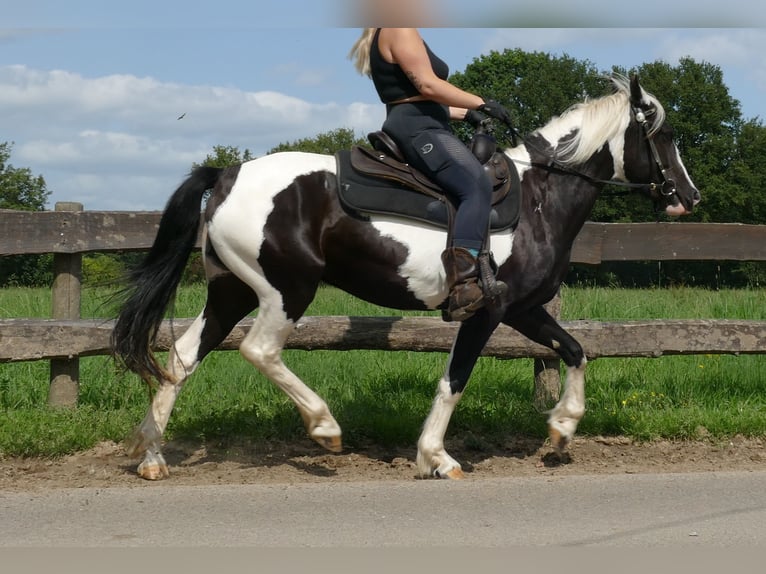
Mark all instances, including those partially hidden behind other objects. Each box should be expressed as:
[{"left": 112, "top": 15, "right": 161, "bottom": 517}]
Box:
[{"left": 538, "top": 74, "right": 666, "bottom": 166}]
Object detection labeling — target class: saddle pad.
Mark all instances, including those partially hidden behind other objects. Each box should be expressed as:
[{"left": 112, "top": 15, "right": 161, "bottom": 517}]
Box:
[{"left": 335, "top": 150, "right": 520, "bottom": 232}]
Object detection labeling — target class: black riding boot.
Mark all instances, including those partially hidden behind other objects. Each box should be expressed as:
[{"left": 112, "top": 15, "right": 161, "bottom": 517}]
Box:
[{"left": 441, "top": 247, "right": 487, "bottom": 322}]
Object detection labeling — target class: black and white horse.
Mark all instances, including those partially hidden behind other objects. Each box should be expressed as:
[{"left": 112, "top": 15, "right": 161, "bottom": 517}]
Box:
[{"left": 112, "top": 75, "right": 700, "bottom": 480}]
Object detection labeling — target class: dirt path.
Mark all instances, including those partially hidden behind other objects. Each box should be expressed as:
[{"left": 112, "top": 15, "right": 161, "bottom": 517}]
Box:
[{"left": 2, "top": 435, "right": 764, "bottom": 491}]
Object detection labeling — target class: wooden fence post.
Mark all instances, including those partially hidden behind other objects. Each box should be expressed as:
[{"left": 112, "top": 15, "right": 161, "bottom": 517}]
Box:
[
  {"left": 48, "top": 202, "right": 83, "bottom": 407},
  {"left": 533, "top": 290, "right": 561, "bottom": 411}
]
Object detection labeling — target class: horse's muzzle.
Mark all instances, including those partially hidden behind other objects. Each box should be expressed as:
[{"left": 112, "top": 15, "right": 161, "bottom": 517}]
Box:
[{"left": 666, "top": 187, "right": 700, "bottom": 216}]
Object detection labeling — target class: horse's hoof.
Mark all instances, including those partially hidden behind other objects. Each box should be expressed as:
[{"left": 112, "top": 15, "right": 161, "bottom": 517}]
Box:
[
  {"left": 436, "top": 467, "right": 465, "bottom": 480},
  {"left": 137, "top": 462, "right": 170, "bottom": 481},
  {"left": 314, "top": 435, "right": 343, "bottom": 453},
  {"left": 548, "top": 425, "right": 571, "bottom": 453}
]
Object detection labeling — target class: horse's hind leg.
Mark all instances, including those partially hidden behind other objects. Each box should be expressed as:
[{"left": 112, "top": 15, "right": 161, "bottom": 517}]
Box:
[
  {"left": 127, "top": 273, "right": 257, "bottom": 480},
  {"left": 238, "top": 294, "right": 343, "bottom": 452}
]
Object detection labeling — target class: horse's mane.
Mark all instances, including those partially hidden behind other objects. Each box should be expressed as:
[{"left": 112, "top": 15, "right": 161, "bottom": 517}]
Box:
[{"left": 545, "top": 74, "right": 666, "bottom": 166}]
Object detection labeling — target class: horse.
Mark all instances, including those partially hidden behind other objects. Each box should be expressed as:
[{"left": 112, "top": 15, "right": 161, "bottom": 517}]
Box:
[{"left": 111, "top": 74, "right": 700, "bottom": 480}]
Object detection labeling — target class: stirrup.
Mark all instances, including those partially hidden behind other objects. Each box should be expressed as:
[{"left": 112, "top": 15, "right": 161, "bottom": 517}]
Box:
[{"left": 477, "top": 251, "right": 507, "bottom": 301}]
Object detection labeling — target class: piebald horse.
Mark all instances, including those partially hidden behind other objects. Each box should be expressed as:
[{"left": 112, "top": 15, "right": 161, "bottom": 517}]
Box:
[{"left": 112, "top": 74, "right": 700, "bottom": 480}]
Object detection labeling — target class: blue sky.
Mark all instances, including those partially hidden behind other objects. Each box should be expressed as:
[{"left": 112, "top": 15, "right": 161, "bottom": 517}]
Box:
[{"left": 3, "top": 0, "right": 765, "bottom": 210}]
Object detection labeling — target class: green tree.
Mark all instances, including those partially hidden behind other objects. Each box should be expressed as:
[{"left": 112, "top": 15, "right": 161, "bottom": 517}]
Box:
[
  {"left": 196, "top": 144, "right": 256, "bottom": 168},
  {"left": 630, "top": 58, "right": 744, "bottom": 224},
  {"left": 0, "top": 142, "right": 50, "bottom": 210},
  {"left": 728, "top": 119, "right": 766, "bottom": 224},
  {"left": 613, "top": 59, "right": 763, "bottom": 286},
  {"left": 0, "top": 142, "right": 52, "bottom": 286},
  {"left": 449, "top": 48, "right": 604, "bottom": 144},
  {"left": 268, "top": 127, "right": 367, "bottom": 155}
]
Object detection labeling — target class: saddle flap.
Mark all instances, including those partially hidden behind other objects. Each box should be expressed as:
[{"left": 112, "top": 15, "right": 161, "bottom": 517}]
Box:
[{"left": 350, "top": 146, "right": 444, "bottom": 198}]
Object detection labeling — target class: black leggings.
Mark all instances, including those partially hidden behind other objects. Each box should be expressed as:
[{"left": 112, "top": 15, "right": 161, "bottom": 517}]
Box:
[{"left": 383, "top": 101, "right": 492, "bottom": 252}]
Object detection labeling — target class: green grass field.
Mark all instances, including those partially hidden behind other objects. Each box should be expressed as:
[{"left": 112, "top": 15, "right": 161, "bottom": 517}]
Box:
[{"left": 1, "top": 284, "right": 765, "bottom": 457}]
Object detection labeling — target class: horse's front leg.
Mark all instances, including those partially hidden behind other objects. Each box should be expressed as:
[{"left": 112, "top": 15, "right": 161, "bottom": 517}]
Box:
[
  {"left": 417, "top": 312, "right": 500, "bottom": 479},
  {"left": 505, "top": 304, "right": 586, "bottom": 452}
]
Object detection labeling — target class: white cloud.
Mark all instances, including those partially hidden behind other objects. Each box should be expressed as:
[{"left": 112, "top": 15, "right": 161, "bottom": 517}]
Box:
[
  {"left": 2, "top": 65, "right": 384, "bottom": 210},
  {"left": 656, "top": 30, "right": 766, "bottom": 85},
  {"left": 446, "top": 0, "right": 762, "bottom": 26}
]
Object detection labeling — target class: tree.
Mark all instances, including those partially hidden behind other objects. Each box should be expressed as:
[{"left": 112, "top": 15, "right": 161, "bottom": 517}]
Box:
[
  {"left": 629, "top": 58, "right": 744, "bottom": 224},
  {"left": 0, "top": 142, "right": 50, "bottom": 210},
  {"left": 268, "top": 128, "right": 367, "bottom": 155},
  {"left": 195, "top": 144, "right": 256, "bottom": 169},
  {"left": 729, "top": 119, "right": 766, "bottom": 224},
  {"left": 449, "top": 49, "right": 604, "bottom": 144},
  {"left": 0, "top": 142, "right": 52, "bottom": 286},
  {"left": 614, "top": 59, "right": 764, "bottom": 286}
]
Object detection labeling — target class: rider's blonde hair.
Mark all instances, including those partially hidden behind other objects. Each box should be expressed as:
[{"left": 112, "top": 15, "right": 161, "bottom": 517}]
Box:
[{"left": 348, "top": 28, "right": 377, "bottom": 77}]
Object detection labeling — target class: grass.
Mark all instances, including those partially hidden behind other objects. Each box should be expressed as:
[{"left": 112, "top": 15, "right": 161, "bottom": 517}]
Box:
[{"left": 1, "top": 284, "right": 765, "bottom": 457}]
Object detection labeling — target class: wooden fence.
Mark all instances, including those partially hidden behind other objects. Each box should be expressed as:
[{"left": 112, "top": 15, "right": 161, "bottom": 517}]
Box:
[{"left": 2, "top": 203, "right": 766, "bottom": 407}]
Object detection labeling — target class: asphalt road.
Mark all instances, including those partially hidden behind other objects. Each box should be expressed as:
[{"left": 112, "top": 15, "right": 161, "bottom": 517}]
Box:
[{"left": 2, "top": 470, "right": 765, "bottom": 547}]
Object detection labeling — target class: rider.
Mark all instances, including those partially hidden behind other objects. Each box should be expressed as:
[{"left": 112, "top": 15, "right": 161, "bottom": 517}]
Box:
[{"left": 349, "top": 27, "right": 513, "bottom": 321}]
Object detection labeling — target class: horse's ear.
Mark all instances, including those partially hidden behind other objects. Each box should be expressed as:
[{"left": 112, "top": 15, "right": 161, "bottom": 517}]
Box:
[{"left": 629, "top": 74, "right": 643, "bottom": 106}]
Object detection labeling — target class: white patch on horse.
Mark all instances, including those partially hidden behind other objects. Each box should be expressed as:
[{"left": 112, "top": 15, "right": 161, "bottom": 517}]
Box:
[
  {"left": 611, "top": 135, "right": 627, "bottom": 181},
  {"left": 535, "top": 90, "right": 632, "bottom": 168},
  {"left": 673, "top": 144, "right": 695, "bottom": 188},
  {"left": 167, "top": 312, "right": 207, "bottom": 380},
  {"left": 370, "top": 217, "right": 449, "bottom": 308},
  {"left": 208, "top": 152, "right": 335, "bottom": 263},
  {"left": 370, "top": 217, "right": 515, "bottom": 309},
  {"left": 504, "top": 147, "right": 533, "bottom": 180},
  {"left": 535, "top": 108, "right": 586, "bottom": 159}
]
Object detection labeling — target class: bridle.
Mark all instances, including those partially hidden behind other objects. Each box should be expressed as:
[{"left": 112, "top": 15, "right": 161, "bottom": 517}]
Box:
[
  {"left": 631, "top": 105, "right": 680, "bottom": 209},
  {"left": 492, "top": 102, "right": 681, "bottom": 211}
]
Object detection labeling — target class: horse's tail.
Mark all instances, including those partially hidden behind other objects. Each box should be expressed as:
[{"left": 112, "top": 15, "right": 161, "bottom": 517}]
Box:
[{"left": 111, "top": 166, "right": 223, "bottom": 385}]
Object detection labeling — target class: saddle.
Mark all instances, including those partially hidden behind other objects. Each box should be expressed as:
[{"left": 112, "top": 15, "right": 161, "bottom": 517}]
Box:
[{"left": 335, "top": 130, "right": 521, "bottom": 236}]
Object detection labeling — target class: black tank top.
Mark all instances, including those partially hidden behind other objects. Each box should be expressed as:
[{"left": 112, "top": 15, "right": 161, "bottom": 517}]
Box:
[{"left": 369, "top": 28, "right": 449, "bottom": 104}]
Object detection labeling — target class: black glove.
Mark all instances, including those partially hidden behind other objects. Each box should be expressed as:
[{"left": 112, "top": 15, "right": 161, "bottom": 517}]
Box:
[
  {"left": 463, "top": 109, "right": 485, "bottom": 128},
  {"left": 477, "top": 99, "right": 512, "bottom": 125}
]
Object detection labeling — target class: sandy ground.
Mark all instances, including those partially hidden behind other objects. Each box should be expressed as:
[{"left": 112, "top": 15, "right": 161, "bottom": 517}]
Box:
[{"left": 2, "top": 435, "right": 764, "bottom": 491}]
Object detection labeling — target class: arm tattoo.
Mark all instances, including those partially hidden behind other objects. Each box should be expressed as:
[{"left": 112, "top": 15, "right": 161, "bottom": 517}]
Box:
[{"left": 405, "top": 71, "right": 423, "bottom": 92}]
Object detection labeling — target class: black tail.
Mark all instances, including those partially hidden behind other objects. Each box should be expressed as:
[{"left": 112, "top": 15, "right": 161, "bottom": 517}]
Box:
[{"left": 111, "top": 166, "right": 222, "bottom": 384}]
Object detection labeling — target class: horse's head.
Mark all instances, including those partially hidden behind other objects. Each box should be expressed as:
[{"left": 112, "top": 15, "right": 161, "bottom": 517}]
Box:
[{"left": 623, "top": 75, "right": 701, "bottom": 216}]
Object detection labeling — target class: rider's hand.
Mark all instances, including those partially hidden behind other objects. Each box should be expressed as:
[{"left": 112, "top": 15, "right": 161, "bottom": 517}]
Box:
[
  {"left": 477, "top": 100, "right": 512, "bottom": 125},
  {"left": 463, "top": 109, "right": 485, "bottom": 128}
]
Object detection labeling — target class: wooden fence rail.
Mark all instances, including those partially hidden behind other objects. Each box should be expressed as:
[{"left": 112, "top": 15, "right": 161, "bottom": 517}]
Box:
[
  {"left": 2, "top": 317, "right": 766, "bottom": 363},
  {"left": 4, "top": 208, "right": 766, "bottom": 261},
  {"left": 2, "top": 204, "right": 766, "bottom": 407}
]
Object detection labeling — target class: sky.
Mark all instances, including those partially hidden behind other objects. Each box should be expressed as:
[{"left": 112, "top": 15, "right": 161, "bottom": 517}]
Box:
[{"left": 3, "top": 0, "right": 765, "bottom": 211}]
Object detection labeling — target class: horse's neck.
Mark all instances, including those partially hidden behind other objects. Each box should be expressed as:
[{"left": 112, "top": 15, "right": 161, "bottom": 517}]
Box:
[{"left": 531, "top": 144, "right": 614, "bottom": 239}]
